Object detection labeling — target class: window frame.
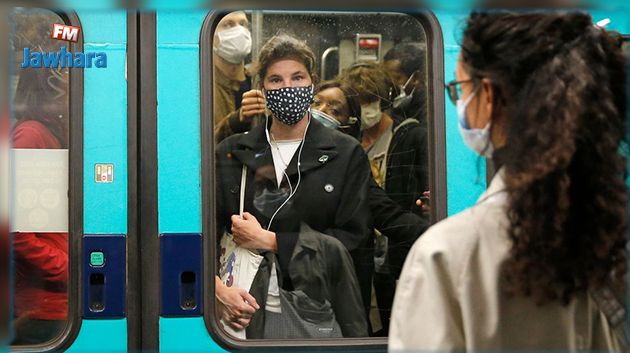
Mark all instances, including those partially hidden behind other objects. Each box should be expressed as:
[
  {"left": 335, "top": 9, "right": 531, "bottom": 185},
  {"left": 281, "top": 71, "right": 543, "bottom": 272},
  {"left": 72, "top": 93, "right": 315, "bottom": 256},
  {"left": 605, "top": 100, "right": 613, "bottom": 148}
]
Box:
[
  {"left": 200, "top": 8, "right": 446, "bottom": 349},
  {"left": 9, "top": 9, "right": 84, "bottom": 352}
]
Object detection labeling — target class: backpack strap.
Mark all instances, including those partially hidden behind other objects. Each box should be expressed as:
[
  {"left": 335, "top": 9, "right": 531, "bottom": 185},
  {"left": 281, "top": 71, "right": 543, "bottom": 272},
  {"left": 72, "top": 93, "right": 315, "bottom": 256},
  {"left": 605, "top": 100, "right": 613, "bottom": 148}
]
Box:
[
  {"left": 589, "top": 285, "right": 628, "bottom": 350},
  {"left": 239, "top": 165, "right": 247, "bottom": 216},
  {"left": 379, "top": 118, "right": 420, "bottom": 188},
  {"left": 392, "top": 117, "right": 419, "bottom": 135}
]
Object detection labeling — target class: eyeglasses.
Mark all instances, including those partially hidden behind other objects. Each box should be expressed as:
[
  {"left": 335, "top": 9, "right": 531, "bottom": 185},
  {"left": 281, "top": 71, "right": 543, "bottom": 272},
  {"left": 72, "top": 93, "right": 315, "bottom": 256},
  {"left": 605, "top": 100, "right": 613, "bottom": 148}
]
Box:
[{"left": 445, "top": 79, "right": 476, "bottom": 104}]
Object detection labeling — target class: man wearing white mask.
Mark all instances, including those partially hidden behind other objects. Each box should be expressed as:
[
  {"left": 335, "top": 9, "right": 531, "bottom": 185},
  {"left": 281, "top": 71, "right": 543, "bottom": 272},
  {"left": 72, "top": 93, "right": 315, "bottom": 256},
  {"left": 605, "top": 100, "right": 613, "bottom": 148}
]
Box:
[
  {"left": 340, "top": 62, "right": 429, "bottom": 336},
  {"left": 213, "top": 11, "right": 258, "bottom": 142}
]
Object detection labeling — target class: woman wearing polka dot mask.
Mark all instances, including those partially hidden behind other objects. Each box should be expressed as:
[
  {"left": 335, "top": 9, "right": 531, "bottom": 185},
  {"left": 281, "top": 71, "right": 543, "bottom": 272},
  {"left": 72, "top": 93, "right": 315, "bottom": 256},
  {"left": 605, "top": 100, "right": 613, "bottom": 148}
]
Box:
[{"left": 215, "top": 34, "right": 373, "bottom": 338}]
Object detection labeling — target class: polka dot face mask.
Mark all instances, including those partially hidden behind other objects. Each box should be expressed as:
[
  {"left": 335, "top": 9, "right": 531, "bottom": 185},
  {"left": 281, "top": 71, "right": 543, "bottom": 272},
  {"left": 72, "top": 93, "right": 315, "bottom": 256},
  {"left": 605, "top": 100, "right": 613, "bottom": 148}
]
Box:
[{"left": 264, "top": 85, "right": 314, "bottom": 125}]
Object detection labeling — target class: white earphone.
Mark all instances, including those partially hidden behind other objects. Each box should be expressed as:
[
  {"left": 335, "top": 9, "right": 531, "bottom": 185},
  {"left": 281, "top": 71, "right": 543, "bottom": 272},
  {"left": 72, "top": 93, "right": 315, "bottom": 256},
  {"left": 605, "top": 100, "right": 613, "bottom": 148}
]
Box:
[{"left": 264, "top": 112, "right": 311, "bottom": 230}]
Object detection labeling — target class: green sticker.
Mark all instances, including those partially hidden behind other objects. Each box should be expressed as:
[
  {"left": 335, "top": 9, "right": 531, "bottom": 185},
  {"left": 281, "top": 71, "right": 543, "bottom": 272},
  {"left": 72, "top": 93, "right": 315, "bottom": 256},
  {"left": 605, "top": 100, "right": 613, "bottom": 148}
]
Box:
[{"left": 90, "top": 251, "right": 105, "bottom": 267}]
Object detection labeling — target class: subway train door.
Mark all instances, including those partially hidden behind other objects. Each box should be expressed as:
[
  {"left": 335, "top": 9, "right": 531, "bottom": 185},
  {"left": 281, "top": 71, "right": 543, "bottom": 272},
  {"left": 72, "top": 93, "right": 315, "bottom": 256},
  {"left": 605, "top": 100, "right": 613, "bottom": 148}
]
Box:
[
  {"left": 148, "top": 6, "right": 630, "bottom": 352},
  {"left": 8, "top": 8, "right": 135, "bottom": 352},
  {"left": 153, "top": 8, "right": 449, "bottom": 351},
  {"left": 150, "top": 9, "right": 219, "bottom": 352}
]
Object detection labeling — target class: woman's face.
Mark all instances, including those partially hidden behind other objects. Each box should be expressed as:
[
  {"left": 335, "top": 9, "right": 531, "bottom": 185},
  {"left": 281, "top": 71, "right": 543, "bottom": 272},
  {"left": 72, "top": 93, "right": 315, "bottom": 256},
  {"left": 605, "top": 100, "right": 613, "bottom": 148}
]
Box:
[
  {"left": 312, "top": 87, "right": 350, "bottom": 124},
  {"left": 263, "top": 59, "right": 312, "bottom": 90},
  {"left": 455, "top": 57, "right": 493, "bottom": 130}
]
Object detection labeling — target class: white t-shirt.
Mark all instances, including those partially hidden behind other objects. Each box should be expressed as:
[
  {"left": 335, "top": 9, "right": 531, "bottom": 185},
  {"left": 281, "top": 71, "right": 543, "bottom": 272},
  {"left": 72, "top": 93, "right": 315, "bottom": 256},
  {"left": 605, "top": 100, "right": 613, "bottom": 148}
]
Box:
[
  {"left": 266, "top": 262, "right": 282, "bottom": 313},
  {"left": 270, "top": 139, "right": 301, "bottom": 187}
]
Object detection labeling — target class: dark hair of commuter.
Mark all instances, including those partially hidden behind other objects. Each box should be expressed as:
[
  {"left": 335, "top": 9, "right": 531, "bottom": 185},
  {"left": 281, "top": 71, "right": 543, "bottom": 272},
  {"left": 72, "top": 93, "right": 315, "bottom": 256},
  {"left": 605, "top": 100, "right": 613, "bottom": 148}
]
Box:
[
  {"left": 461, "top": 11, "right": 626, "bottom": 304},
  {"left": 254, "top": 34, "right": 317, "bottom": 87},
  {"left": 383, "top": 42, "right": 425, "bottom": 79},
  {"left": 13, "top": 67, "right": 68, "bottom": 148}
]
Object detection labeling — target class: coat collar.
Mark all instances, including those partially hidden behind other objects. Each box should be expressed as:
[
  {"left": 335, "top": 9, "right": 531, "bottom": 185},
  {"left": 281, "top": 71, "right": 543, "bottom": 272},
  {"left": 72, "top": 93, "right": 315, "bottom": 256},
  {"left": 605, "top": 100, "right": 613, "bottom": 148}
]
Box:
[
  {"left": 231, "top": 116, "right": 340, "bottom": 182},
  {"left": 476, "top": 167, "right": 507, "bottom": 205}
]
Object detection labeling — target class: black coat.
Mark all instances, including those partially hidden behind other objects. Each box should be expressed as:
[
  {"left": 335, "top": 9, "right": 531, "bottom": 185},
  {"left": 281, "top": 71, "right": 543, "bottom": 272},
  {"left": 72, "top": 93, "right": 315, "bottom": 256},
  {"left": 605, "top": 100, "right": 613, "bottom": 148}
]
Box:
[
  {"left": 215, "top": 117, "right": 374, "bottom": 314},
  {"left": 287, "top": 223, "right": 367, "bottom": 337},
  {"left": 381, "top": 116, "right": 430, "bottom": 275},
  {"left": 369, "top": 178, "right": 429, "bottom": 275},
  {"left": 385, "top": 117, "right": 429, "bottom": 214},
  {"left": 247, "top": 222, "right": 368, "bottom": 338}
]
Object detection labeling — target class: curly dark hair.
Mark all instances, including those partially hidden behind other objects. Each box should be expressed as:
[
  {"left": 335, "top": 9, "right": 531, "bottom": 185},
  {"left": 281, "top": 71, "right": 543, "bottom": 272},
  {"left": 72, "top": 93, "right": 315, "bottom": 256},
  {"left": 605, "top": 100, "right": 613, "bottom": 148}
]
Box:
[{"left": 461, "top": 11, "right": 627, "bottom": 304}]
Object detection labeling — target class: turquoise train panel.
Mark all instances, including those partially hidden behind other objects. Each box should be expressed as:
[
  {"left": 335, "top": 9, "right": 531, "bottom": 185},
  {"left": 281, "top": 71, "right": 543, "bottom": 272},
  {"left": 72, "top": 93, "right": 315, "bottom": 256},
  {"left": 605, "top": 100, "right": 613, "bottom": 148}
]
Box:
[
  {"left": 434, "top": 9, "right": 488, "bottom": 216},
  {"left": 66, "top": 319, "right": 127, "bottom": 353},
  {"left": 156, "top": 9, "right": 219, "bottom": 352},
  {"left": 81, "top": 9, "right": 128, "bottom": 235},
  {"left": 156, "top": 10, "right": 207, "bottom": 234},
  {"left": 160, "top": 317, "right": 225, "bottom": 352},
  {"left": 70, "top": 9, "right": 129, "bottom": 352}
]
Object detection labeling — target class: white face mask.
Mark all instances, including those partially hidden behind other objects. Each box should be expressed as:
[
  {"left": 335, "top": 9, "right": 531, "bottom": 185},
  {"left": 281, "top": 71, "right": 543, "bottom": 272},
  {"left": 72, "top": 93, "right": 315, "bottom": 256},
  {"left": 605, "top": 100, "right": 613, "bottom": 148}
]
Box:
[
  {"left": 392, "top": 74, "right": 416, "bottom": 110},
  {"left": 360, "top": 100, "right": 382, "bottom": 130},
  {"left": 214, "top": 25, "right": 252, "bottom": 64},
  {"left": 457, "top": 88, "right": 494, "bottom": 157}
]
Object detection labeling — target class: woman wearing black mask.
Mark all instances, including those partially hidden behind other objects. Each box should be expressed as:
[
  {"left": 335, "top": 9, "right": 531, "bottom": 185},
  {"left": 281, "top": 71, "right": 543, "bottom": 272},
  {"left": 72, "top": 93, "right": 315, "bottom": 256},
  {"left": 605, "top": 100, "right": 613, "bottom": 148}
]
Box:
[
  {"left": 390, "top": 11, "right": 626, "bottom": 351},
  {"left": 215, "top": 34, "right": 372, "bottom": 338}
]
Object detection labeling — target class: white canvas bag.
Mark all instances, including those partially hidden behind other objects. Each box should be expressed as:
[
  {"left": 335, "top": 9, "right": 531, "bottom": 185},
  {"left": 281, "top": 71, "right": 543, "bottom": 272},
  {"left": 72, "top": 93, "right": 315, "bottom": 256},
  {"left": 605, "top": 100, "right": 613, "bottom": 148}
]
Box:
[{"left": 218, "top": 165, "right": 263, "bottom": 339}]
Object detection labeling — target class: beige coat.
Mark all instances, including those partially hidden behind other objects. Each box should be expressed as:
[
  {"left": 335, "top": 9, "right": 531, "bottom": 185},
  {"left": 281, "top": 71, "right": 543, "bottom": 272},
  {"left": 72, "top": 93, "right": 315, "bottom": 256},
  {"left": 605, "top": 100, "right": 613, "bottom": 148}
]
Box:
[{"left": 389, "top": 170, "right": 621, "bottom": 352}]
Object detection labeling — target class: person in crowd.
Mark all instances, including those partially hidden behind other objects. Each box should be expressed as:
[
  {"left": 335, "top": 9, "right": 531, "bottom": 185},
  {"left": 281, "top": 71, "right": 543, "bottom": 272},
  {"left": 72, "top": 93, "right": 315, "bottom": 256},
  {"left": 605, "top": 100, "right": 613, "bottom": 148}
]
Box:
[
  {"left": 383, "top": 42, "right": 427, "bottom": 124},
  {"left": 341, "top": 62, "right": 428, "bottom": 215},
  {"left": 12, "top": 67, "right": 67, "bottom": 149},
  {"left": 214, "top": 34, "right": 372, "bottom": 338},
  {"left": 212, "top": 11, "right": 257, "bottom": 143},
  {"left": 340, "top": 62, "right": 429, "bottom": 334},
  {"left": 310, "top": 80, "right": 362, "bottom": 139},
  {"left": 312, "top": 79, "right": 431, "bottom": 334},
  {"left": 311, "top": 80, "right": 429, "bottom": 240},
  {"left": 390, "top": 11, "right": 627, "bottom": 351},
  {"left": 11, "top": 67, "right": 68, "bottom": 345}
]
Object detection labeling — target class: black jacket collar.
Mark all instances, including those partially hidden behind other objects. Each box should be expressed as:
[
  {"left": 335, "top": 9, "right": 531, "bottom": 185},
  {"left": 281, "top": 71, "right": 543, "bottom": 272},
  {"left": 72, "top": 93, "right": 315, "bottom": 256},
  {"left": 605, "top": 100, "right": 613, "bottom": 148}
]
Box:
[{"left": 231, "top": 116, "right": 340, "bottom": 182}]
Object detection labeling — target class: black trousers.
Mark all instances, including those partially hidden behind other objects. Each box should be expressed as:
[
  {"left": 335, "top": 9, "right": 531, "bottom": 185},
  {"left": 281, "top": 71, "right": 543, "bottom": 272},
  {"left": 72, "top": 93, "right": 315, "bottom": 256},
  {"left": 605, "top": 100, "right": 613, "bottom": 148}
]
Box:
[{"left": 373, "top": 271, "right": 396, "bottom": 336}]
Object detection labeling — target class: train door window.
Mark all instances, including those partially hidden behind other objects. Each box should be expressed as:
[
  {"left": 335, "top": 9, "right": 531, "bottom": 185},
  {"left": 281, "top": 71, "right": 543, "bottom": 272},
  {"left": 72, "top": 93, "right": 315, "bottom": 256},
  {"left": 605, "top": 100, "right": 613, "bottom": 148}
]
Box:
[
  {"left": 9, "top": 8, "right": 74, "bottom": 348},
  {"left": 202, "top": 9, "right": 445, "bottom": 346}
]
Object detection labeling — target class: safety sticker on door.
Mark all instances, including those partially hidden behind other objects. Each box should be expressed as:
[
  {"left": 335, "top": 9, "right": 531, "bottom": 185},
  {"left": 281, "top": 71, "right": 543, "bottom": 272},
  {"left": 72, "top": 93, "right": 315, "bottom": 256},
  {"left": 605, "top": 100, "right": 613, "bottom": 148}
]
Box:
[{"left": 95, "top": 164, "right": 114, "bottom": 183}]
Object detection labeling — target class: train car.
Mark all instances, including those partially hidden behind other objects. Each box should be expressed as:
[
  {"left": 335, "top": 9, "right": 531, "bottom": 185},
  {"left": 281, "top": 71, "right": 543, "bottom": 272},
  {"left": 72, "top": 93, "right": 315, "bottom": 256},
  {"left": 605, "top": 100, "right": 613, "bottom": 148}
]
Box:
[{"left": 5, "top": 1, "right": 630, "bottom": 352}]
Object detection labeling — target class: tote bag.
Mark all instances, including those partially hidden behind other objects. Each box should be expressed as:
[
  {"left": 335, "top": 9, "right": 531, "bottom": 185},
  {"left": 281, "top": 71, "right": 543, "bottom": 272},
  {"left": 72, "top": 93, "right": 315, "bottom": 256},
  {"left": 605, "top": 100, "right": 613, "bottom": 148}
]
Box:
[{"left": 218, "top": 165, "right": 263, "bottom": 339}]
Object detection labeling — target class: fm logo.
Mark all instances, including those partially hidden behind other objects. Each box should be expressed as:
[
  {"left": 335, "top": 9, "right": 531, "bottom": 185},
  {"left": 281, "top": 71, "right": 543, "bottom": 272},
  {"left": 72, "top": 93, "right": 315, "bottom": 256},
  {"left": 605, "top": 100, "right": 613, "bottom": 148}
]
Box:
[{"left": 52, "top": 24, "right": 80, "bottom": 43}]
